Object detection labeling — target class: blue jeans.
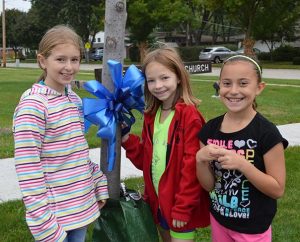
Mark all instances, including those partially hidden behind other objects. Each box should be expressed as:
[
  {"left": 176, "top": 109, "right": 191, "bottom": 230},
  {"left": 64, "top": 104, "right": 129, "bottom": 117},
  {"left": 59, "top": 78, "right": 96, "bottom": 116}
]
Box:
[{"left": 63, "top": 226, "right": 88, "bottom": 242}]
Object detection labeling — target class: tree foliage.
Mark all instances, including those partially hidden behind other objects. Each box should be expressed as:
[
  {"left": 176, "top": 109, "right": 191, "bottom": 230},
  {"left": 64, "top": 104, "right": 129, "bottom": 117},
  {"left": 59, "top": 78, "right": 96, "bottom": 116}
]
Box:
[
  {"left": 0, "top": 9, "right": 33, "bottom": 58},
  {"left": 127, "top": 0, "right": 190, "bottom": 60},
  {"left": 1, "top": 0, "right": 105, "bottom": 50},
  {"left": 253, "top": 0, "right": 300, "bottom": 55},
  {"left": 2, "top": 0, "right": 300, "bottom": 60}
]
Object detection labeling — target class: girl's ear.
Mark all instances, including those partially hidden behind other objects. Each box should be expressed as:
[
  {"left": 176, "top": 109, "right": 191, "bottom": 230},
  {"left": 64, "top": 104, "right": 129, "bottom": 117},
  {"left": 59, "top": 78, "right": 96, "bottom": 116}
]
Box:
[
  {"left": 37, "top": 54, "right": 46, "bottom": 69},
  {"left": 256, "top": 82, "right": 266, "bottom": 96}
]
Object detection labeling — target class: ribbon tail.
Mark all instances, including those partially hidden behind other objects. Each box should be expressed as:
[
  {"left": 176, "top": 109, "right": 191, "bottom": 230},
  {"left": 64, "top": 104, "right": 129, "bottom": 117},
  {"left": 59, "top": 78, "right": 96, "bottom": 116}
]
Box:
[
  {"left": 84, "top": 119, "right": 92, "bottom": 133},
  {"left": 107, "top": 141, "right": 116, "bottom": 172}
]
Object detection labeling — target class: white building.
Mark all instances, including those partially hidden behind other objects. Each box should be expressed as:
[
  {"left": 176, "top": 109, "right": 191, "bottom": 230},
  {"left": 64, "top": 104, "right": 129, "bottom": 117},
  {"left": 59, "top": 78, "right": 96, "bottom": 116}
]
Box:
[{"left": 91, "top": 31, "right": 105, "bottom": 49}]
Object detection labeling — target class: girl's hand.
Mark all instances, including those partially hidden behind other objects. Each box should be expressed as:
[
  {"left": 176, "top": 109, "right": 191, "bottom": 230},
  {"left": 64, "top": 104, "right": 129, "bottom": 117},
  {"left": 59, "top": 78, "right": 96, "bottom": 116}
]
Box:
[
  {"left": 121, "top": 123, "right": 130, "bottom": 143},
  {"left": 98, "top": 199, "right": 107, "bottom": 209},
  {"left": 196, "top": 144, "right": 221, "bottom": 163},
  {"left": 172, "top": 219, "right": 187, "bottom": 228},
  {"left": 216, "top": 148, "right": 248, "bottom": 171}
]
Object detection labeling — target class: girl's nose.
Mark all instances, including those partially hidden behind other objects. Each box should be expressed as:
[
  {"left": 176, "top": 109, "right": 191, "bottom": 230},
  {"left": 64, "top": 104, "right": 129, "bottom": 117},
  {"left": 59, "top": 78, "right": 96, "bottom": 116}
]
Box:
[
  {"left": 230, "top": 84, "right": 239, "bottom": 94},
  {"left": 64, "top": 60, "right": 72, "bottom": 69},
  {"left": 154, "top": 80, "right": 163, "bottom": 89}
]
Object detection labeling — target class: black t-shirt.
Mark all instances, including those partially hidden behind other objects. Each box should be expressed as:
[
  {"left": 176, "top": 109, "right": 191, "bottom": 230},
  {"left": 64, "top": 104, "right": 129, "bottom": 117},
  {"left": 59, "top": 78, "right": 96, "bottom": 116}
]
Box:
[{"left": 198, "top": 113, "right": 288, "bottom": 234}]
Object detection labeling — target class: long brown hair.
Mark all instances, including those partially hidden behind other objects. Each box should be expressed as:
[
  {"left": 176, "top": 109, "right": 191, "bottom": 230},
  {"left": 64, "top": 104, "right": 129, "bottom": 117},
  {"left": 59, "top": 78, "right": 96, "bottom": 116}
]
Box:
[
  {"left": 37, "top": 25, "right": 84, "bottom": 82},
  {"left": 142, "top": 47, "right": 200, "bottom": 114}
]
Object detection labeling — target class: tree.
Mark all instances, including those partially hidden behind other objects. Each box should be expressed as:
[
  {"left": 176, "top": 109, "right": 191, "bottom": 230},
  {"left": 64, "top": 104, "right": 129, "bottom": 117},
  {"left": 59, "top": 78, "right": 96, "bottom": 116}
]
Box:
[
  {"left": 101, "top": 0, "right": 127, "bottom": 199},
  {"left": 253, "top": 0, "right": 300, "bottom": 59},
  {"left": 0, "top": 9, "right": 28, "bottom": 57},
  {"left": 126, "top": 0, "right": 159, "bottom": 61},
  {"left": 58, "top": 0, "right": 105, "bottom": 42},
  {"left": 127, "top": 0, "right": 189, "bottom": 61},
  {"left": 18, "top": 0, "right": 105, "bottom": 49},
  {"left": 206, "top": 0, "right": 266, "bottom": 56}
]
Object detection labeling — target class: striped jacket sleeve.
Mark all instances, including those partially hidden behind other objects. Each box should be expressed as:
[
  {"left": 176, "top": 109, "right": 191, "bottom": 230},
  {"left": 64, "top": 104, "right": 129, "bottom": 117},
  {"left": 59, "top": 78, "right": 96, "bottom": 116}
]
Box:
[
  {"left": 13, "top": 95, "right": 67, "bottom": 242},
  {"left": 87, "top": 160, "right": 109, "bottom": 201}
]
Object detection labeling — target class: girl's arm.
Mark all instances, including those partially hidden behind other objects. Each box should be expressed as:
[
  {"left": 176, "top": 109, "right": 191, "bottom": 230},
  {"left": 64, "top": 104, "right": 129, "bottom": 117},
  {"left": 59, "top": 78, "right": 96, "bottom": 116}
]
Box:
[
  {"left": 196, "top": 142, "right": 217, "bottom": 192},
  {"left": 217, "top": 143, "right": 286, "bottom": 199},
  {"left": 87, "top": 160, "right": 109, "bottom": 202},
  {"left": 121, "top": 121, "right": 148, "bottom": 170}
]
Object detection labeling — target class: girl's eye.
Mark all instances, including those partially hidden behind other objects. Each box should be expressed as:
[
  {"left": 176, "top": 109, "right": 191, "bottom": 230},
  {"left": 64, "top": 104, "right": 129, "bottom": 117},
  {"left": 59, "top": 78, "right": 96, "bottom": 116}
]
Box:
[
  {"left": 57, "top": 58, "right": 65, "bottom": 62},
  {"left": 240, "top": 80, "right": 248, "bottom": 86},
  {"left": 162, "top": 76, "right": 169, "bottom": 80},
  {"left": 72, "top": 58, "right": 80, "bottom": 63},
  {"left": 146, "top": 79, "right": 154, "bottom": 83},
  {"left": 221, "top": 80, "right": 231, "bottom": 87}
]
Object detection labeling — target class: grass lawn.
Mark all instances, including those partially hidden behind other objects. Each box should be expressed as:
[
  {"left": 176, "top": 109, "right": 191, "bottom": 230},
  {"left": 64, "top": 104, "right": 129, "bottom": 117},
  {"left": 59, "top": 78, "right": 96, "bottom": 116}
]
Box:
[
  {"left": 1, "top": 67, "right": 300, "bottom": 158},
  {"left": 0, "top": 66, "right": 299, "bottom": 241},
  {"left": 1, "top": 146, "right": 299, "bottom": 241}
]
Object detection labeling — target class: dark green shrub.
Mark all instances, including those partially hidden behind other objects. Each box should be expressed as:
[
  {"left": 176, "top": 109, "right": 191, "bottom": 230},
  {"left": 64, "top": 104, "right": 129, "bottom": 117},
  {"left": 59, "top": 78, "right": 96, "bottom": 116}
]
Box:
[
  {"left": 272, "top": 45, "right": 300, "bottom": 61},
  {"left": 257, "top": 52, "right": 271, "bottom": 61},
  {"left": 128, "top": 46, "right": 140, "bottom": 62},
  {"left": 224, "top": 44, "right": 238, "bottom": 51},
  {"left": 178, "top": 46, "right": 204, "bottom": 62},
  {"left": 292, "top": 57, "right": 300, "bottom": 65}
]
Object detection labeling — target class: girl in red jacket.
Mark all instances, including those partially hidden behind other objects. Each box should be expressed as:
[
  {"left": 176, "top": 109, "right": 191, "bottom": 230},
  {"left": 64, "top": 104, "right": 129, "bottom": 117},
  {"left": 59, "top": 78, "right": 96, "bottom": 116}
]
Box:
[{"left": 122, "top": 47, "right": 210, "bottom": 241}]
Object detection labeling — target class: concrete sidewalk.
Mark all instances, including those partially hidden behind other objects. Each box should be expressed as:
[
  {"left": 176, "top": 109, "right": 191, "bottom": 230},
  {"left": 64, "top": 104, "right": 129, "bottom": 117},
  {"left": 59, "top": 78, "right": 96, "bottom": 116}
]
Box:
[
  {"left": 0, "top": 148, "right": 142, "bottom": 203},
  {"left": 0, "top": 123, "right": 299, "bottom": 203}
]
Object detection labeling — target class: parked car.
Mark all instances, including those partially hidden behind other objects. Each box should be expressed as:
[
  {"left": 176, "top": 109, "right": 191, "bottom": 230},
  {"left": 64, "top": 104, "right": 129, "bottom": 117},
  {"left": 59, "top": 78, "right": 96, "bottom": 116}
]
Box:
[
  {"left": 89, "top": 48, "right": 103, "bottom": 61},
  {"left": 236, "top": 47, "right": 261, "bottom": 55},
  {"left": 199, "top": 46, "right": 237, "bottom": 63}
]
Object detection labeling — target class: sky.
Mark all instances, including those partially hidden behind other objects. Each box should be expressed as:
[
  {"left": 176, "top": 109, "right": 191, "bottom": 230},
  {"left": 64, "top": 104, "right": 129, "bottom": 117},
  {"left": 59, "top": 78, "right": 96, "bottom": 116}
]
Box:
[{"left": 0, "top": 0, "right": 31, "bottom": 13}]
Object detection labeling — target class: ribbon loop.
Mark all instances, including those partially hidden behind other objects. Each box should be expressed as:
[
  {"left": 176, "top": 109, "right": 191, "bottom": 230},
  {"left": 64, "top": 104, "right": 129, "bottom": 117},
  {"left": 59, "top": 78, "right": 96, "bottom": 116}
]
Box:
[{"left": 83, "top": 60, "right": 145, "bottom": 171}]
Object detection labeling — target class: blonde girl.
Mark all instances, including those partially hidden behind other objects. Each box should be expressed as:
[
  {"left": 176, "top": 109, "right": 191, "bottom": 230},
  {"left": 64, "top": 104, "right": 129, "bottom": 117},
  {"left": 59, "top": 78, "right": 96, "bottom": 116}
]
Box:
[
  {"left": 122, "top": 47, "right": 210, "bottom": 242},
  {"left": 13, "top": 25, "right": 108, "bottom": 242}
]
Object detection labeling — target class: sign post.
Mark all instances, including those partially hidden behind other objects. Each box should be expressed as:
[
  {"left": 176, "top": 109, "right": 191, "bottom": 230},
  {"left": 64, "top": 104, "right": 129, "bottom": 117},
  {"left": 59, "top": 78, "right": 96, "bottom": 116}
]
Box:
[
  {"left": 184, "top": 61, "right": 212, "bottom": 74},
  {"left": 85, "top": 42, "right": 91, "bottom": 63}
]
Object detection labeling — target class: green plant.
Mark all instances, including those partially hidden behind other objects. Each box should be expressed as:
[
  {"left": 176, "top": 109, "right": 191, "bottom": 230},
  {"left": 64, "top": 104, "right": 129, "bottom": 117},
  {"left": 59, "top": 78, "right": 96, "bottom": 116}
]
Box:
[
  {"left": 292, "top": 57, "right": 300, "bottom": 65},
  {"left": 273, "top": 45, "right": 300, "bottom": 61}
]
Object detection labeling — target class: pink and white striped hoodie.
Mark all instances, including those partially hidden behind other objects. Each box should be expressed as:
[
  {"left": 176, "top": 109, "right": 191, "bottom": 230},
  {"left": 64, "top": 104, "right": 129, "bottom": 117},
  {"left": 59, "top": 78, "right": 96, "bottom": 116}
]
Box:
[{"left": 13, "top": 83, "right": 109, "bottom": 241}]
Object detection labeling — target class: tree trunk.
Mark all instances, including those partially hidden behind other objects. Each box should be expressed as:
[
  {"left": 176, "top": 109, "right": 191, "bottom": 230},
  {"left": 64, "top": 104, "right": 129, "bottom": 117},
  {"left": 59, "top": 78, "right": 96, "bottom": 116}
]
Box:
[
  {"left": 243, "top": 38, "right": 255, "bottom": 57},
  {"left": 101, "top": 0, "right": 127, "bottom": 199},
  {"left": 186, "top": 22, "right": 190, "bottom": 46},
  {"left": 138, "top": 41, "right": 148, "bottom": 63}
]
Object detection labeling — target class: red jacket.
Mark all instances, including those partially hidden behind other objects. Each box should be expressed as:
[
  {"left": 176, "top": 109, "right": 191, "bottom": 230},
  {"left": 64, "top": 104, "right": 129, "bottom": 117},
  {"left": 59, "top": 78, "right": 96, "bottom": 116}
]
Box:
[{"left": 122, "top": 102, "right": 210, "bottom": 231}]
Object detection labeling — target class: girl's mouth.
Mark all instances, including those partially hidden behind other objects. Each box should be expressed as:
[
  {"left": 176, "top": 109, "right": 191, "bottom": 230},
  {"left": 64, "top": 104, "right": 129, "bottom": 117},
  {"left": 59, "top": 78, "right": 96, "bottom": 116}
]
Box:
[{"left": 227, "top": 97, "right": 243, "bottom": 103}]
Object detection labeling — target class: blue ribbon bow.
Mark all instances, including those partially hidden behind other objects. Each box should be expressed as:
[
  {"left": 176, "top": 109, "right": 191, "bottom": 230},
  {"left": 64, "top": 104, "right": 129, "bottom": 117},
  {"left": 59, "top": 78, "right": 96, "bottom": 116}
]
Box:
[{"left": 83, "top": 60, "right": 145, "bottom": 171}]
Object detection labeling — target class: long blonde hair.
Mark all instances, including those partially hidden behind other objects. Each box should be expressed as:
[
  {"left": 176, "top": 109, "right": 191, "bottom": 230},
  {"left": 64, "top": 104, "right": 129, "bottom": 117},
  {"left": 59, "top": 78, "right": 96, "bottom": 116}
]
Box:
[
  {"left": 37, "top": 25, "right": 84, "bottom": 82},
  {"left": 142, "top": 47, "right": 200, "bottom": 114}
]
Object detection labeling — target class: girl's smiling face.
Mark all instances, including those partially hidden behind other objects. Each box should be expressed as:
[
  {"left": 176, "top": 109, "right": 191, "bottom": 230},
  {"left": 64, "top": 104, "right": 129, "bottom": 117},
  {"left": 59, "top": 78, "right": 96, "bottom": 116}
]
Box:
[
  {"left": 38, "top": 43, "right": 81, "bottom": 93},
  {"left": 219, "top": 61, "right": 265, "bottom": 115},
  {"left": 145, "top": 61, "right": 180, "bottom": 108}
]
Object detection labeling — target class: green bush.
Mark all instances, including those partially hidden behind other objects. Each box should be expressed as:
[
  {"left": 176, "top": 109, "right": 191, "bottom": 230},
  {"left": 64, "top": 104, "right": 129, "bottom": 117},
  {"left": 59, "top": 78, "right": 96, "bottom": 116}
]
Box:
[
  {"left": 272, "top": 45, "right": 300, "bottom": 61},
  {"left": 224, "top": 44, "right": 239, "bottom": 51},
  {"left": 128, "top": 46, "right": 140, "bottom": 62},
  {"left": 178, "top": 46, "right": 204, "bottom": 61},
  {"left": 257, "top": 52, "right": 271, "bottom": 61},
  {"left": 292, "top": 57, "right": 300, "bottom": 65}
]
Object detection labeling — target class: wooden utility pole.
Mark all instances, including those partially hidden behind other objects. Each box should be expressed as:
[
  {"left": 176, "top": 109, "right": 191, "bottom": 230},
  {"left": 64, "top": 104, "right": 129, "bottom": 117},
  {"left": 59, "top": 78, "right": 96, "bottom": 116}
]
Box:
[
  {"left": 2, "top": 0, "right": 6, "bottom": 67},
  {"left": 101, "top": 0, "right": 127, "bottom": 199}
]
